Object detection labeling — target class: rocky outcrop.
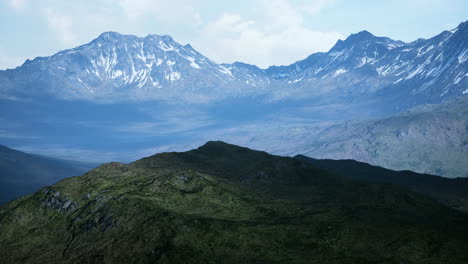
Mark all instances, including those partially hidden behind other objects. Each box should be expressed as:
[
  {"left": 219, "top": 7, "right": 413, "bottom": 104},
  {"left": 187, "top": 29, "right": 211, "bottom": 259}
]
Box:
[{"left": 41, "top": 188, "right": 78, "bottom": 213}]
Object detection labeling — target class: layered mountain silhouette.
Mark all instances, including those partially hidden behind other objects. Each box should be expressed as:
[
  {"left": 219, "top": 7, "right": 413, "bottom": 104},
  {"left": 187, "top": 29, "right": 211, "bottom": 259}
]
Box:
[
  {"left": 0, "top": 145, "right": 99, "bottom": 204},
  {"left": 285, "top": 96, "right": 468, "bottom": 178},
  {"left": 1, "top": 141, "right": 467, "bottom": 263},
  {"left": 0, "top": 21, "right": 466, "bottom": 179}
]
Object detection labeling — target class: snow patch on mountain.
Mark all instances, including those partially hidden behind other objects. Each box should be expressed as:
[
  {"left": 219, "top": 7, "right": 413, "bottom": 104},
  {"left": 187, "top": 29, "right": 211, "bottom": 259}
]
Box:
[
  {"left": 1, "top": 21, "right": 467, "bottom": 105},
  {"left": 333, "top": 68, "right": 348, "bottom": 77}
]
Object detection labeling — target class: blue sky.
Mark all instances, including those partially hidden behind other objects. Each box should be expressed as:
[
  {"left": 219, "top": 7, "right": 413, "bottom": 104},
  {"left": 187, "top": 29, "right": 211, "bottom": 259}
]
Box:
[{"left": 1, "top": 0, "right": 467, "bottom": 69}]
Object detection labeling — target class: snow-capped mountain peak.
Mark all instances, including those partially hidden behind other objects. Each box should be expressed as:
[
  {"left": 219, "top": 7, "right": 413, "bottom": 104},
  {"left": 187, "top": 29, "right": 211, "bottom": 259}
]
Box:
[{"left": 0, "top": 21, "right": 466, "bottom": 106}]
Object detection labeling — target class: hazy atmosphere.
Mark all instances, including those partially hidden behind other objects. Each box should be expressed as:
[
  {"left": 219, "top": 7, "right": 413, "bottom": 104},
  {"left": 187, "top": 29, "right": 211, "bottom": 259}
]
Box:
[{"left": 1, "top": 1, "right": 467, "bottom": 263}]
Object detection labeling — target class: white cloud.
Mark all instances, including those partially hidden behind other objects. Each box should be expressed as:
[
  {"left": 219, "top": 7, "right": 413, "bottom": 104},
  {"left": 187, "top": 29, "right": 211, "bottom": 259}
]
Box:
[
  {"left": 46, "top": 8, "right": 77, "bottom": 46},
  {"left": 9, "top": 0, "right": 26, "bottom": 9},
  {"left": 118, "top": 0, "right": 201, "bottom": 24},
  {"left": 0, "top": 47, "right": 27, "bottom": 70},
  {"left": 4, "top": 0, "right": 343, "bottom": 69},
  {"left": 300, "top": 0, "right": 337, "bottom": 14},
  {"left": 192, "top": 0, "right": 343, "bottom": 68},
  {"left": 263, "top": 0, "right": 303, "bottom": 30}
]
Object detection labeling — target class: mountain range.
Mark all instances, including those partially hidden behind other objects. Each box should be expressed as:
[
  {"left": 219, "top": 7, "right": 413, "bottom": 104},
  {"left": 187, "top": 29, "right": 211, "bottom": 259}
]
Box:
[
  {"left": 0, "top": 21, "right": 467, "bottom": 178},
  {"left": 1, "top": 141, "right": 467, "bottom": 263},
  {"left": 1, "top": 21, "right": 466, "bottom": 110}
]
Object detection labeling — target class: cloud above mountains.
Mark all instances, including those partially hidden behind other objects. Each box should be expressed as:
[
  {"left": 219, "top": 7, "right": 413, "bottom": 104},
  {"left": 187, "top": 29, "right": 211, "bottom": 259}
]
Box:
[
  {"left": 117, "top": 0, "right": 343, "bottom": 67},
  {"left": 1, "top": 0, "right": 343, "bottom": 69},
  {"left": 1, "top": 0, "right": 467, "bottom": 70},
  {"left": 8, "top": 0, "right": 26, "bottom": 9}
]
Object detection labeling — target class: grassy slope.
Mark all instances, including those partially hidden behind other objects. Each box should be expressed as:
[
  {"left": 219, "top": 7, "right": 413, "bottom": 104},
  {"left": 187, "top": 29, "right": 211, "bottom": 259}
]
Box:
[
  {"left": 0, "top": 141, "right": 467, "bottom": 263},
  {"left": 295, "top": 155, "right": 468, "bottom": 212}
]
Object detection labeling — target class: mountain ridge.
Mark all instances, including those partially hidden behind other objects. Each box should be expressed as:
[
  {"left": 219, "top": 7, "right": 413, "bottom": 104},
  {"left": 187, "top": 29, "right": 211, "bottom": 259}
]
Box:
[
  {"left": 1, "top": 141, "right": 468, "bottom": 263},
  {"left": 294, "top": 154, "right": 468, "bottom": 212},
  {"left": 1, "top": 20, "right": 466, "bottom": 108}
]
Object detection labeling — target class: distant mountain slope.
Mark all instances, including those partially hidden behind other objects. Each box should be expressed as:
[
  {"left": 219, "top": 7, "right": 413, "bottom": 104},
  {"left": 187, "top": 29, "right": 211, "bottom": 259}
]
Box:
[
  {"left": 0, "top": 145, "right": 99, "bottom": 204},
  {"left": 294, "top": 96, "right": 468, "bottom": 178},
  {"left": 295, "top": 155, "right": 468, "bottom": 212},
  {"left": 0, "top": 141, "right": 467, "bottom": 263},
  {"left": 0, "top": 22, "right": 466, "bottom": 181},
  {"left": 177, "top": 96, "right": 467, "bottom": 179},
  {"left": 0, "top": 21, "right": 466, "bottom": 110}
]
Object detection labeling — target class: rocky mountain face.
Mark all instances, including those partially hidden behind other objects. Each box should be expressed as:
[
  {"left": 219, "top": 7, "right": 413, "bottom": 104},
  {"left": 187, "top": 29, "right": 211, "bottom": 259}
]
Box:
[
  {"left": 0, "top": 21, "right": 466, "bottom": 109},
  {"left": 1, "top": 141, "right": 468, "bottom": 263},
  {"left": 266, "top": 22, "right": 467, "bottom": 108},
  {"left": 0, "top": 145, "right": 99, "bottom": 204},
  {"left": 0, "top": 32, "right": 269, "bottom": 103},
  {"left": 295, "top": 97, "right": 468, "bottom": 178}
]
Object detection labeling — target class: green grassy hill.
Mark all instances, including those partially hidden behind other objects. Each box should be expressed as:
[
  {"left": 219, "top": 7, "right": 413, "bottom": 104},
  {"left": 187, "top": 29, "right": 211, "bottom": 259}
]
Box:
[
  {"left": 295, "top": 155, "right": 468, "bottom": 212},
  {"left": 1, "top": 141, "right": 467, "bottom": 263}
]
